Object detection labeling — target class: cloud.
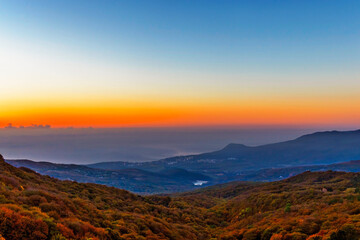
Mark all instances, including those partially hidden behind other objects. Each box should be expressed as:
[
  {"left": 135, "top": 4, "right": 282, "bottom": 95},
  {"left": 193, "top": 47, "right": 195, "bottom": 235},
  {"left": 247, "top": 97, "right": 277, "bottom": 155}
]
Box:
[
  {"left": 4, "top": 123, "right": 16, "bottom": 129},
  {"left": 27, "top": 124, "right": 51, "bottom": 129},
  {"left": 3, "top": 123, "right": 51, "bottom": 129}
]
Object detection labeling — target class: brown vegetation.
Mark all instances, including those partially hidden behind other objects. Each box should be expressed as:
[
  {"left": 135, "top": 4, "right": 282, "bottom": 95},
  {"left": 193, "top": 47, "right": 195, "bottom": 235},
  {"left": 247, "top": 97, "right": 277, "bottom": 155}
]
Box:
[{"left": 1, "top": 154, "right": 360, "bottom": 239}]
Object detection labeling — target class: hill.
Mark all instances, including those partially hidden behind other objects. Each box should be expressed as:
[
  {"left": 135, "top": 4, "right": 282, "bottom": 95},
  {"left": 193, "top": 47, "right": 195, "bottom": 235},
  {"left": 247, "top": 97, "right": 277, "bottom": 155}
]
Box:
[
  {"left": 87, "top": 129, "right": 360, "bottom": 178},
  {"left": 0, "top": 154, "right": 212, "bottom": 239},
  {"left": 2, "top": 154, "right": 360, "bottom": 239},
  {"left": 8, "top": 157, "right": 360, "bottom": 194},
  {"left": 6, "top": 160, "right": 211, "bottom": 194}
]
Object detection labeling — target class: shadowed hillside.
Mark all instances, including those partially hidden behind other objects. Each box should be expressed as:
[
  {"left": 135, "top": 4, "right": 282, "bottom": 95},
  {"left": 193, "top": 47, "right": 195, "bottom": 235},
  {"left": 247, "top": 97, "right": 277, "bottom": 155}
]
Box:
[
  {"left": 6, "top": 159, "right": 212, "bottom": 194},
  {"left": 8, "top": 156, "right": 360, "bottom": 195}
]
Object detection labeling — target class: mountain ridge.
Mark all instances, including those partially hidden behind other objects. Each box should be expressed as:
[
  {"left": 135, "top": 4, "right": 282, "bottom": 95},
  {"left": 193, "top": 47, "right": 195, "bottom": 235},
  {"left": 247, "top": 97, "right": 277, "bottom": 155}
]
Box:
[{"left": 87, "top": 129, "right": 360, "bottom": 173}]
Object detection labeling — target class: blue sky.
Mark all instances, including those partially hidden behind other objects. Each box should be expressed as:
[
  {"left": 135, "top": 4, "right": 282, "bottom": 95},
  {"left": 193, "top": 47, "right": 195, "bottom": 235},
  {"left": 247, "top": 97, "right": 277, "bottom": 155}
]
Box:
[
  {"left": 2, "top": 0, "right": 359, "bottom": 71},
  {"left": 0, "top": 0, "right": 360, "bottom": 127}
]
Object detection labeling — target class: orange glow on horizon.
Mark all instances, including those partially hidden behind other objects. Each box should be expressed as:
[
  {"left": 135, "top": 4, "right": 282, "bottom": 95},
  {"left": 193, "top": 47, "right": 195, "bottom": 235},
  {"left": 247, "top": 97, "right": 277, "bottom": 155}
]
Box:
[{"left": 1, "top": 97, "right": 360, "bottom": 128}]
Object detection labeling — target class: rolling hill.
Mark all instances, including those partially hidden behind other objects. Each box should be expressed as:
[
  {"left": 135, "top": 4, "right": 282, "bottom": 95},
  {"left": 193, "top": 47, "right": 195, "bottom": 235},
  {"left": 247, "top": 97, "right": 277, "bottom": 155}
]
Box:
[
  {"left": 9, "top": 158, "right": 360, "bottom": 195},
  {"left": 6, "top": 159, "right": 211, "bottom": 194},
  {"left": 1, "top": 154, "right": 360, "bottom": 239}
]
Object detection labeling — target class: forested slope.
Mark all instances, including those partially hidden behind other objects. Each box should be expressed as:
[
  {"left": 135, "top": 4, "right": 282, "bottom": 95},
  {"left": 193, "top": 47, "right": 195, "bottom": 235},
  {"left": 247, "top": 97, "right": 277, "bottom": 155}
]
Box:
[{"left": 1, "top": 154, "right": 360, "bottom": 239}]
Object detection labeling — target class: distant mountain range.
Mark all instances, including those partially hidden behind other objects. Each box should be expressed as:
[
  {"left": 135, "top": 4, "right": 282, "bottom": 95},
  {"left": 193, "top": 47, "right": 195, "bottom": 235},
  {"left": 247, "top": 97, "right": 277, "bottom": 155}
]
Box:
[
  {"left": 7, "top": 129, "right": 360, "bottom": 193},
  {"left": 88, "top": 129, "right": 360, "bottom": 174}
]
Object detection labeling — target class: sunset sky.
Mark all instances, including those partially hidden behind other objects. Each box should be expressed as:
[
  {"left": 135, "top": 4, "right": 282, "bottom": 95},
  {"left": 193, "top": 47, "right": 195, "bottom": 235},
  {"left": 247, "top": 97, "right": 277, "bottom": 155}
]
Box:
[{"left": 1, "top": 0, "right": 359, "bottom": 128}]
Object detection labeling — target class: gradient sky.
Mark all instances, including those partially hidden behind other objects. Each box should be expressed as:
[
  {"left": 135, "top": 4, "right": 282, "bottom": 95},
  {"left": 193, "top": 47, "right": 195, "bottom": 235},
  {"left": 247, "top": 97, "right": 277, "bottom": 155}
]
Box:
[{"left": 1, "top": 0, "right": 360, "bottom": 127}]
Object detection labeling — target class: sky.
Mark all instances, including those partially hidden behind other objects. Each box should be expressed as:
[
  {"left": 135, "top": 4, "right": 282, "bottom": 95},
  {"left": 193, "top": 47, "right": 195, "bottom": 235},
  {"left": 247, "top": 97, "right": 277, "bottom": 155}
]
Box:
[{"left": 1, "top": 0, "right": 360, "bottom": 128}]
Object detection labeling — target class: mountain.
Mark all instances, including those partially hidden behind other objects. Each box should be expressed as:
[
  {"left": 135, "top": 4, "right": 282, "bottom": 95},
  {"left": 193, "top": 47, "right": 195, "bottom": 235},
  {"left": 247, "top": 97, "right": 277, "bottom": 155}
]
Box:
[
  {"left": 87, "top": 129, "right": 360, "bottom": 176},
  {"left": 6, "top": 159, "right": 211, "bottom": 194},
  {"left": 1, "top": 154, "right": 360, "bottom": 239}
]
